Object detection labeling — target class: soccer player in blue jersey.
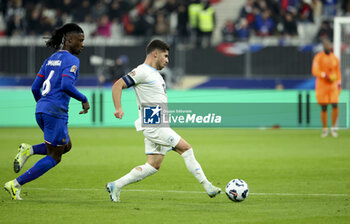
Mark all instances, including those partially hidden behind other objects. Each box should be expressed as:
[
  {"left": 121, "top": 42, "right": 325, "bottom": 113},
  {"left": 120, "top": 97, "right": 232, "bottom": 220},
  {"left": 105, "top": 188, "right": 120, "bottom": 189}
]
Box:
[{"left": 4, "top": 23, "right": 89, "bottom": 200}]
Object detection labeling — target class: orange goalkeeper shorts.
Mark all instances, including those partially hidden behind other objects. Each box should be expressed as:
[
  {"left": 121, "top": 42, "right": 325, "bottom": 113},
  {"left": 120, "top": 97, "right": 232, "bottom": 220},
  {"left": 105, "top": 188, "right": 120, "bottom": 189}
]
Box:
[{"left": 315, "top": 88, "right": 339, "bottom": 105}]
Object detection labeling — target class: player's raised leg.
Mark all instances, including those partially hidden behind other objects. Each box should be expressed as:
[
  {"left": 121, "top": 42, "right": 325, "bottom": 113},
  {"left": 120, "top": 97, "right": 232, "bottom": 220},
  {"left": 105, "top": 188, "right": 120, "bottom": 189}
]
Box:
[
  {"left": 4, "top": 143, "right": 64, "bottom": 200},
  {"left": 14, "top": 143, "right": 48, "bottom": 173},
  {"left": 106, "top": 154, "right": 160, "bottom": 202},
  {"left": 173, "top": 138, "right": 221, "bottom": 198}
]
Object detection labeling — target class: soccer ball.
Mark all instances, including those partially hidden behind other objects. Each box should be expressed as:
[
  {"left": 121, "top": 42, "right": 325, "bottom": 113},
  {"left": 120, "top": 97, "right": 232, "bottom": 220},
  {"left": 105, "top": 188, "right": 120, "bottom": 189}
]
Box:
[{"left": 225, "top": 179, "right": 249, "bottom": 202}]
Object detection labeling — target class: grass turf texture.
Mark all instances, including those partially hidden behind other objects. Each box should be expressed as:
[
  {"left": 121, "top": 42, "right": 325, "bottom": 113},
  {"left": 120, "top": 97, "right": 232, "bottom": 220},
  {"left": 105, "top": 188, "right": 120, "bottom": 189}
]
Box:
[{"left": 0, "top": 128, "right": 349, "bottom": 224}]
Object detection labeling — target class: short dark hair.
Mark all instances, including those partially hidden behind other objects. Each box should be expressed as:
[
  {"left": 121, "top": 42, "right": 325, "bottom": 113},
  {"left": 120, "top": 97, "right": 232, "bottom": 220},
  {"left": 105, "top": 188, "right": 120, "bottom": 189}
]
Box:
[{"left": 146, "top": 39, "right": 170, "bottom": 55}]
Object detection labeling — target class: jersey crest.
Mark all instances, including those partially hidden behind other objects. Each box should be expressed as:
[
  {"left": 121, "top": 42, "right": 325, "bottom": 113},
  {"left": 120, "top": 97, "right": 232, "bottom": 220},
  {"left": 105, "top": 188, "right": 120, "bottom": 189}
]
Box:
[
  {"left": 128, "top": 71, "right": 136, "bottom": 77},
  {"left": 70, "top": 65, "right": 78, "bottom": 73}
]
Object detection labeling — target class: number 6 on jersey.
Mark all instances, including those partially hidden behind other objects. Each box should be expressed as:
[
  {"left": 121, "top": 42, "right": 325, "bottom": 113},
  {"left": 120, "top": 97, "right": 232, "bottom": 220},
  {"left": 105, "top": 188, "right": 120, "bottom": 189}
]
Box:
[{"left": 42, "top": 70, "right": 54, "bottom": 96}]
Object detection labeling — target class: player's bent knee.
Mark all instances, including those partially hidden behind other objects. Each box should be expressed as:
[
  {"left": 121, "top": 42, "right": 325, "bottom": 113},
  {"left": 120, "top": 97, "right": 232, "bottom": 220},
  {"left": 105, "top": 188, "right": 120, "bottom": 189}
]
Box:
[
  {"left": 147, "top": 162, "right": 161, "bottom": 170},
  {"left": 47, "top": 145, "right": 64, "bottom": 164},
  {"left": 54, "top": 156, "right": 62, "bottom": 164},
  {"left": 175, "top": 139, "right": 191, "bottom": 151},
  {"left": 63, "top": 141, "right": 72, "bottom": 154},
  {"left": 48, "top": 153, "right": 62, "bottom": 164}
]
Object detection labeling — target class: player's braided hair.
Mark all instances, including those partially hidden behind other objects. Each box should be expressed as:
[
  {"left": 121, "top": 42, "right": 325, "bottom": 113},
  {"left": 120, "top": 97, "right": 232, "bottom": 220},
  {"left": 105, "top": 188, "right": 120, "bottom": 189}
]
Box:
[{"left": 46, "top": 23, "right": 83, "bottom": 50}]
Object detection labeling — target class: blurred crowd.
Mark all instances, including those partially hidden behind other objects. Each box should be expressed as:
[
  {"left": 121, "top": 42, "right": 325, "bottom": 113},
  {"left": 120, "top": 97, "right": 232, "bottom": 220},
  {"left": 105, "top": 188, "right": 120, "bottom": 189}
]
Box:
[
  {"left": 1, "top": 0, "right": 349, "bottom": 44},
  {"left": 222, "top": 0, "right": 350, "bottom": 43},
  {"left": 0, "top": 0, "right": 218, "bottom": 47}
]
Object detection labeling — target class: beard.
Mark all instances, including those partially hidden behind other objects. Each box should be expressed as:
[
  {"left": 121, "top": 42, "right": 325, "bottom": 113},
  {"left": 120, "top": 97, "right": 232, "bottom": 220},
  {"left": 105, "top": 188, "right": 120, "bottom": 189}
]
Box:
[{"left": 156, "top": 61, "right": 164, "bottom": 70}]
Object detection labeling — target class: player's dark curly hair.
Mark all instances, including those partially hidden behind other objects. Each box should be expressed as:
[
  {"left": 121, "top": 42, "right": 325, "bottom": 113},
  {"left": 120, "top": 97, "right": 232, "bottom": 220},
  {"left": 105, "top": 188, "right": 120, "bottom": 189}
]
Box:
[
  {"left": 46, "top": 23, "right": 84, "bottom": 50},
  {"left": 146, "top": 39, "right": 170, "bottom": 55}
]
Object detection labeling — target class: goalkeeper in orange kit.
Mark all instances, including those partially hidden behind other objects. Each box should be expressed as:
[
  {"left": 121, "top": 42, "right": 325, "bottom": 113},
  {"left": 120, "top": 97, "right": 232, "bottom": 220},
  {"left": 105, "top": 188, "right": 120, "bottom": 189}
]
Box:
[{"left": 312, "top": 39, "right": 342, "bottom": 137}]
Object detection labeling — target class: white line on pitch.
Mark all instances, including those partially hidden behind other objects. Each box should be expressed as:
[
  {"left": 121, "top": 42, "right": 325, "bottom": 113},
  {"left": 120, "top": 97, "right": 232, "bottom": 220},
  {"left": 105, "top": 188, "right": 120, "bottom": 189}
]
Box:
[{"left": 25, "top": 188, "right": 349, "bottom": 197}]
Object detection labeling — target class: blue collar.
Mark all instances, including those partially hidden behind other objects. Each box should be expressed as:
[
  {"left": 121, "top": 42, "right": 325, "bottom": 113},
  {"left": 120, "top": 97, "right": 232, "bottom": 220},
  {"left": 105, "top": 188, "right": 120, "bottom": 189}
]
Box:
[{"left": 143, "top": 63, "right": 157, "bottom": 71}]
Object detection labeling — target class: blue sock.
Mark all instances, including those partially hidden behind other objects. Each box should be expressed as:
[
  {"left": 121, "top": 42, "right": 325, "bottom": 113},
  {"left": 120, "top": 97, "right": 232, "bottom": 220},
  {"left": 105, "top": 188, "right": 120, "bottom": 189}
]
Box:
[
  {"left": 16, "top": 156, "right": 57, "bottom": 186},
  {"left": 32, "top": 143, "right": 47, "bottom": 155}
]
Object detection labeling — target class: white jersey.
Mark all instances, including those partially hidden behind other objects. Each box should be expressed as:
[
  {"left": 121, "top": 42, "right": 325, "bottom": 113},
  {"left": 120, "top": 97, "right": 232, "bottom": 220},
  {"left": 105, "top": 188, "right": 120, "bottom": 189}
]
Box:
[{"left": 127, "top": 63, "right": 167, "bottom": 131}]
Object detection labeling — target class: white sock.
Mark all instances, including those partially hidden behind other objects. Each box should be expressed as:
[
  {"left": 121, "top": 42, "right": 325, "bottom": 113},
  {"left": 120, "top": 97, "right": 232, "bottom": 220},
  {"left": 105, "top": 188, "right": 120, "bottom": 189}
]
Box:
[
  {"left": 13, "top": 179, "right": 20, "bottom": 187},
  {"left": 113, "top": 163, "right": 158, "bottom": 189},
  {"left": 29, "top": 147, "right": 34, "bottom": 155},
  {"left": 181, "top": 148, "right": 210, "bottom": 190}
]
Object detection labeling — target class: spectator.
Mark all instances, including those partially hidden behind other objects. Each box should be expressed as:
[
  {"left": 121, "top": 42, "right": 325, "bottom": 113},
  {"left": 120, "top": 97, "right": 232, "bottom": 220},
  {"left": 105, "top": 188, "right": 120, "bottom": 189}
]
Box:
[
  {"left": 265, "top": 0, "right": 280, "bottom": 20},
  {"left": 197, "top": 1, "right": 215, "bottom": 48},
  {"left": 129, "top": 10, "right": 153, "bottom": 36},
  {"left": 162, "top": 0, "right": 178, "bottom": 13},
  {"left": 0, "top": 0, "right": 342, "bottom": 43},
  {"left": 26, "top": 8, "right": 42, "bottom": 36},
  {"left": 93, "top": 14, "right": 112, "bottom": 38},
  {"left": 322, "top": 0, "right": 337, "bottom": 19},
  {"left": 6, "top": 14, "right": 25, "bottom": 36},
  {"left": 280, "top": 0, "right": 300, "bottom": 15},
  {"left": 221, "top": 20, "right": 235, "bottom": 42},
  {"left": 74, "top": 0, "right": 92, "bottom": 23},
  {"left": 91, "top": 0, "right": 108, "bottom": 23},
  {"left": 239, "top": 0, "right": 255, "bottom": 25},
  {"left": 154, "top": 11, "right": 169, "bottom": 36},
  {"left": 5, "top": 0, "right": 25, "bottom": 23},
  {"left": 188, "top": 0, "right": 203, "bottom": 46},
  {"left": 235, "top": 18, "right": 250, "bottom": 40},
  {"left": 58, "top": 0, "right": 74, "bottom": 16},
  {"left": 0, "top": 0, "right": 8, "bottom": 16},
  {"left": 314, "top": 20, "right": 333, "bottom": 42},
  {"left": 282, "top": 11, "right": 298, "bottom": 36},
  {"left": 176, "top": 1, "right": 189, "bottom": 43},
  {"left": 108, "top": 0, "right": 123, "bottom": 24},
  {"left": 38, "top": 15, "right": 54, "bottom": 36},
  {"left": 254, "top": 9, "right": 275, "bottom": 36},
  {"left": 299, "top": 0, "right": 314, "bottom": 22}
]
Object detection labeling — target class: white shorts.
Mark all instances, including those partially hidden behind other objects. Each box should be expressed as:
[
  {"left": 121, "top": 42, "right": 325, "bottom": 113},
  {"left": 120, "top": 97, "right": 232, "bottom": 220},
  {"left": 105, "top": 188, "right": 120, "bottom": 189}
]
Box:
[{"left": 143, "top": 128, "right": 181, "bottom": 155}]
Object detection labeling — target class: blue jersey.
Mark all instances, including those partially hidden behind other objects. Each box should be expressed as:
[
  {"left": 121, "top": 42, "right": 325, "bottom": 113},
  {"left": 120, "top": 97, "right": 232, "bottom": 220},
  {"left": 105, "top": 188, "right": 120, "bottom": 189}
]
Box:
[{"left": 33, "top": 50, "right": 84, "bottom": 118}]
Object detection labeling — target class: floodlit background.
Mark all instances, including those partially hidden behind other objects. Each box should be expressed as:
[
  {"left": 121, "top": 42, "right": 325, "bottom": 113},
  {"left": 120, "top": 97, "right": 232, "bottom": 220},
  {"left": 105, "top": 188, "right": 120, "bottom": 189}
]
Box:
[{"left": 0, "top": 1, "right": 349, "bottom": 224}]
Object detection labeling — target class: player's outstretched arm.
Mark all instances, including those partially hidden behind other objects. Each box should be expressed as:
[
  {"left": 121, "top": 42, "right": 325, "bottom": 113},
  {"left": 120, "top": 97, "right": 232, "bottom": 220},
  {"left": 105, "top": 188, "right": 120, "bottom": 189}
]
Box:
[{"left": 112, "top": 78, "right": 127, "bottom": 119}]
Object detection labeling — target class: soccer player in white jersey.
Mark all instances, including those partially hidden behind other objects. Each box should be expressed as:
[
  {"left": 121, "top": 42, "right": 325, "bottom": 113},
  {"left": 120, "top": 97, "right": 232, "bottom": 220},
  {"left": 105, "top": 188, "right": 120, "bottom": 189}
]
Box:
[{"left": 106, "top": 39, "right": 221, "bottom": 202}]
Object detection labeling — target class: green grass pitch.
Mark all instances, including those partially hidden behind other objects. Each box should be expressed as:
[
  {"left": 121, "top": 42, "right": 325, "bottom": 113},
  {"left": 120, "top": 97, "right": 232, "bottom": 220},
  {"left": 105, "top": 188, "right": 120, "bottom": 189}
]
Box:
[{"left": 0, "top": 128, "right": 349, "bottom": 224}]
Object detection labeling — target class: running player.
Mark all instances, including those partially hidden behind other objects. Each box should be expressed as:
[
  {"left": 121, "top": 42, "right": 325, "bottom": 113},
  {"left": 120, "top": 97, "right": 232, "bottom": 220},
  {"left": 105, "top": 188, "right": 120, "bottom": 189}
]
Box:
[
  {"left": 312, "top": 39, "right": 342, "bottom": 137},
  {"left": 106, "top": 39, "right": 221, "bottom": 202},
  {"left": 4, "top": 23, "right": 90, "bottom": 200}
]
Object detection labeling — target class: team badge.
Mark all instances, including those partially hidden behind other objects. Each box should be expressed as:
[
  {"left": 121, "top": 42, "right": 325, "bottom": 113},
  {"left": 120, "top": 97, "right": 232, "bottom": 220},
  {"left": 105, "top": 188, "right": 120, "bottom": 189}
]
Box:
[
  {"left": 128, "top": 71, "right": 136, "bottom": 77},
  {"left": 70, "top": 65, "right": 77, "bottom": 73},
  {"left": 168, "top": 136, "right": 174, "bottom": 144}
]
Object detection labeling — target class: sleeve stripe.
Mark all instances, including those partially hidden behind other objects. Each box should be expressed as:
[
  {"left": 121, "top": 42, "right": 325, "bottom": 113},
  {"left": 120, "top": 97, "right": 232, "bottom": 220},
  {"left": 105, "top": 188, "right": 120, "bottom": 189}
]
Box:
[
  {"left": 37, "top": 74, "right": 44, "bottom": 78},
  {"left": 62, "top": 74, "right": 71, "bottom": 77},
  {"left": 122, "top": 75, "right": 135, "bottom": 88}
]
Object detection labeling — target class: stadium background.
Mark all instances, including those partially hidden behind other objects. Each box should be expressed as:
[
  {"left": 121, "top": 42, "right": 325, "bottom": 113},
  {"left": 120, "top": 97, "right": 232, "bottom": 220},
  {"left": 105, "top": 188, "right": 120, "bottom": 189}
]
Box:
[
  {"left": 1, "top": 1, "right": 350, "bottom": 223},
  {"left": 0, "top": 0, "right": 349, "bottom": 128}
]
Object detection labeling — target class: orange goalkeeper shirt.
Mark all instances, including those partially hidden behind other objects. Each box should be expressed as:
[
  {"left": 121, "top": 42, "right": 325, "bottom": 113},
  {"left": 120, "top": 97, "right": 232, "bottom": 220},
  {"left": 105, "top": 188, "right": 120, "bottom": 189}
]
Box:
[{"left": 312, "top": 51, "right": 341, "bottom": 103}]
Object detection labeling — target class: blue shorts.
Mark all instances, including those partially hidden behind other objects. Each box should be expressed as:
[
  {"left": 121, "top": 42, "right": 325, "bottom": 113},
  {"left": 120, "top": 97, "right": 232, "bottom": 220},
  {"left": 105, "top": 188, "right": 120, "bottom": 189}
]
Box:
[{"left": 36, "top": 113, "right": 69, "bottom": 146}]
